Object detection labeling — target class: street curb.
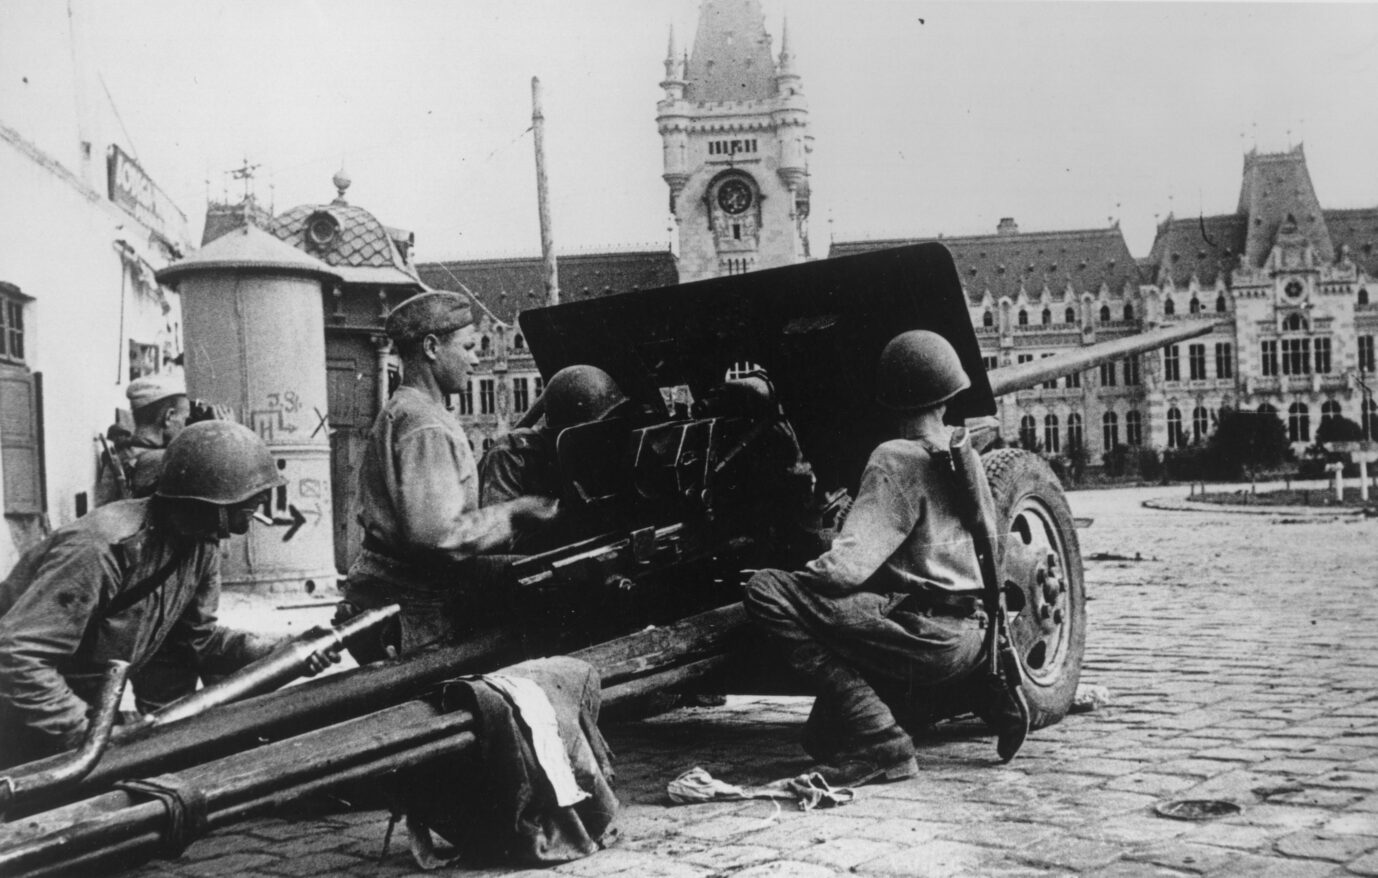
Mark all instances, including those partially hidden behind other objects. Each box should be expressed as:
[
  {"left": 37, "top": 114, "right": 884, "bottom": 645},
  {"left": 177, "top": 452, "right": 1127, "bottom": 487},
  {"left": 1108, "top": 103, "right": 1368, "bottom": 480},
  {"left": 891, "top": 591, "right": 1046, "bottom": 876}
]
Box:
[{"left": 1142, "top": 495, "right": 1368, "bottom": 518}]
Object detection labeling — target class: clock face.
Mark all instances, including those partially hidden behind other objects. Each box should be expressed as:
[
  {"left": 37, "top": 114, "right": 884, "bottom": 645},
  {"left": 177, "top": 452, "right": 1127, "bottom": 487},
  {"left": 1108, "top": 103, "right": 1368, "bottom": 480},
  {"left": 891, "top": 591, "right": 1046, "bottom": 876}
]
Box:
[
  {"left": 1284, "top": 280, "right": 1304, "bottom": 299},
  {"left": 717, "top": 179, "right": 753, "bottom": 215}
]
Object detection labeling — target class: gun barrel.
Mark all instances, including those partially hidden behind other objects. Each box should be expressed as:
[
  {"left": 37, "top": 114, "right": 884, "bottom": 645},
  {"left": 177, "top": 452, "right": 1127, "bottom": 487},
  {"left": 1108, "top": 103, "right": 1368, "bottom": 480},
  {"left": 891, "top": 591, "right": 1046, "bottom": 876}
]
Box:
[{"left": 986, "top": 322, "right": 1216, "bottom": 397}]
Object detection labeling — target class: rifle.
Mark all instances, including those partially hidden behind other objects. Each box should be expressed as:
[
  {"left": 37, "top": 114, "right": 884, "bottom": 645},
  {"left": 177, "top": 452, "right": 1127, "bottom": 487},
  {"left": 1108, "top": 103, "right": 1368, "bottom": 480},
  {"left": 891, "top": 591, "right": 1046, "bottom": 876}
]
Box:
[{"left": 942, "top": 426, "right": 1029, "bottom": 761}]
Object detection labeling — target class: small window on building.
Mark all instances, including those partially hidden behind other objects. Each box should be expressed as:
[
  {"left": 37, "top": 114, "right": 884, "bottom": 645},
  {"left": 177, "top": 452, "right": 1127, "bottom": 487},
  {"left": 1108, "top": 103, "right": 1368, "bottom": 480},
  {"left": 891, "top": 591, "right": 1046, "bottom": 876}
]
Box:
[
  {"left": 1189, "top": 297, "right": 1202, "bottom": 315},
  {"left": 1102, "top": 411, "right": 1119, "bottom": 450},
  {"left": 1126, "top": 410, "right": 1143, "bottom": 446},
  {"left": 1099, "top": 361, "right": 1117, "bottom": 387},
  {"left": 1163, "top": 298, "right": 1176, "bottom": 316},
  {"left": 1359, "top": 288, "right": 1370, "bottom": 306},
  {"left": 1065, "top": 307, "right": 1076, "bottom": 324},
  {"left": 1261, "top": 340, "right": 1279, "bottom": 377},
  {"left": 1215, "top": 343, "right": 1233, "bottom": 379},
  {"left": 1281, "top": 338, "right": 1310, "bottom": 375},
  {"left": 1042, "top": 353, "right": 1057, "bottom": 390},
  {"left": 1314, "top": 337, "right": 1331, "bottom": 374},
  {"left": 513, "top": 333, "right": 525, "bottom": 350},
  {"left": 1163, "top": 346, "right": 1181, "bottom": 382},
  {"left": 1188, "top": 344, "right": 1207, "bottom": 380},
  {"left": 1043, "top": 414, "right": 1060, "bottom": 453},
  {"left": 0, "top": 292, "right": 28, "bottom": 364},
  {"left": 1123, "top": 355, "right": 1141, "bottom": 386},
  {"left": 1066, "top": 412, "right": 1084, "bottom": 450},
  {"left": 1065, "top": 370, "right": 1081, "bottom": 389},
  {"left": 458, "top": 380, "right": 474, "bottom": 415},
  {"left": 1099, "top": 304, "right": 1111, "bottom": 322},
  {"left": 1018, "top": 309, "right": 1028, "bottom": 326},
  {"left": 1283, "top": 313, "right": 1307, "bottom": 332},
  {"left": 982, "top": 309, "right": 994, "bottom": 328},
  {"left": 1167, "top": 407, "right": 1184, "bottom": 449},
  {"left": 479, "top": 379, "right": 496, "bottom": 414},
  {"left": 1192, "top": 406, "right": 1210, "bottom": 441},
  {"left": 1288, "top": 402, "right": 1310, "bottom": 443},
  {"left": 1123, "top": 303, "right": 1134, "bottom": 321},
  {"left": 1041, "top": 308, "right": 1051, "bottom": 325},
  {"left": 1019, "top": 415, "right": 1038, "bottom": 449},
  {"left": 480, "top": 335, "right": 492, "bottom": 356},
  {"left": 1360, "top": 335, "right": 1376, "bottom": 374},
  {"left": 512, "top": 376, "right": 530, "bottom": 413},
  {"left": 1215, "top": 294, "right": 1227, "bottom": 313},
  {"left": 982, "top": 354, "right": 999, "bottom": 372},
  {"left": 1321, "top": 399, "right": 1341, "bottom": 429}
]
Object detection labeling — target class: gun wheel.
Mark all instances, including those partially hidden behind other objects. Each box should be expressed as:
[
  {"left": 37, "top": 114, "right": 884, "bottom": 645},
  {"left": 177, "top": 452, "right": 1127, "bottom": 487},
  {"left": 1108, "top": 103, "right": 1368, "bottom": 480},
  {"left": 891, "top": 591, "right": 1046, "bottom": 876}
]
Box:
[{"left": 981, "top": 448, "right": 1086, "bottom": 729}]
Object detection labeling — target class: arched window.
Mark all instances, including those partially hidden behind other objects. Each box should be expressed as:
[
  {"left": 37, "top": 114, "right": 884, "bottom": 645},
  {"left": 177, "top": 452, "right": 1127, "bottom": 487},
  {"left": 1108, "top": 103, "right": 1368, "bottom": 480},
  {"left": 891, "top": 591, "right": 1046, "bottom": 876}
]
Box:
[
  {"left": 1215, "top": 294, "right": 1227, "bottom": 313},
  {"left": 1099, "top": 304, "right": 1111, "bottom": 322},
  {"left": 1043, "top": 414, "right": 1060, "bottom": 453},
  {"left": 1067, "top": 412, "right": 1084, "bottom": 450},
  {"left": 1123, "top": 303, "right": 1135, "bottom": 321},
  {"left": 480, "top": 335, "right": 492, "bottom": 355},
  {"left": 1256, "top": 402, "right": 1276, "bottom": 416},
  {"left": 1126, "top": 410, "right": 1143, "bottom": 446},
  {"left": 513, "top": 333, "right": 525, "bottom": 350},
  {"left": 1188, "top": 297, "right": 1201, "bottom": 315},
  {"left": 1019, "top": 414, "right": 1038, "bottom": 449},
  {"left": 1065, "top": 306, "right": 1077, "bottom": 324},
  {"left": 1192, "top": 406, "right": 1210, "bottom": 441},
  {"left": 1283, "top": 313, "right": 1307, "bottom": 332},
  {"left": 1320, "top": 399, "right": 1341, "bottom": 435},
  {"left": 1164, "top": 298, "right": 1176, "bottom": 316},
  {"left": 1167, "top": 407, "right": 1184, "bottom": 448},
  {"left": 1102, "top": 411, "right": 1119, "bottom": 450},
  {"left": 982, "top": 309, "right": 994, "bottom": 328},
  {"left": 1041, "top": 307, "right": 1051, "bottom": 325},
  {"left": 1288, "top": 402, "right": 1310, "bottom": 443},
  {"left": 1360, "top": 288, "right": 1370, "bottom": 306},
  {"left": 1366, "top": 398, "right": 1378, "bottom": 438},
  {"left": 1018, "top": 309, "right": 1029, "bottom": 326}
]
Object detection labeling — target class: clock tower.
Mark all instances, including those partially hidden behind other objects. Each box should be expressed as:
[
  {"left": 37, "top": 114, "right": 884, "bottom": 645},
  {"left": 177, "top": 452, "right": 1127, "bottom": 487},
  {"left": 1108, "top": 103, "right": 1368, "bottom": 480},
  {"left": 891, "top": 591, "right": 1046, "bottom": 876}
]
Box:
[{"left": 658, "top": 0, "right": 812, "bottom": 282}]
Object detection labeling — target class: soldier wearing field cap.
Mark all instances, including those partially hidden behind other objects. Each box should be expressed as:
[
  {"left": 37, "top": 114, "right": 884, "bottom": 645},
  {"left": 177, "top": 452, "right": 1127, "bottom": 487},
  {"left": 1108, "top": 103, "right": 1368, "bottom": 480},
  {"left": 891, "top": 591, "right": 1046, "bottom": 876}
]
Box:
[
  {"left": 95, "top": 374, "right": 235, "bottom": 506},
  {"left": 338, "top": 291, "right": 558, "bottom": 659}
]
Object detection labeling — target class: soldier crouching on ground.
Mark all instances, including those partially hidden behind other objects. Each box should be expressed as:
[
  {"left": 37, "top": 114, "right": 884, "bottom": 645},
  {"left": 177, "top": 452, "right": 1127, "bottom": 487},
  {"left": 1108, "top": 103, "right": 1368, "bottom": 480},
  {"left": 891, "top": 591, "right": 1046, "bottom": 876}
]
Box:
[
  {"left": 0, "top": 421, "right": 339, "bottom": 770},
  {"left": 743, "top": 330, "right": 1028, "bottom": 787},
  {"left": 337, "top": 291, "right": 558, "bottom": 661},
  {"left": 478, "top": 364, "right": 632, "bottom": 552}
]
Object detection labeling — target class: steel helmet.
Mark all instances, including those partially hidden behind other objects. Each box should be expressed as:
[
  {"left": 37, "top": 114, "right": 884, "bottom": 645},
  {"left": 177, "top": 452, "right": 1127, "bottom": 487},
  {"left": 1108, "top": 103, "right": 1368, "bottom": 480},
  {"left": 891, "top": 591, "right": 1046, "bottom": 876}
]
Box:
[
  {"left": 876, "top": 330, "right": 971, "bottom": 412},
  {"left": 543, "top": 365, "right": 628, "bottom": 432},
  {"left": 156, "top": 421, "right": 285, "bottom": 505}
]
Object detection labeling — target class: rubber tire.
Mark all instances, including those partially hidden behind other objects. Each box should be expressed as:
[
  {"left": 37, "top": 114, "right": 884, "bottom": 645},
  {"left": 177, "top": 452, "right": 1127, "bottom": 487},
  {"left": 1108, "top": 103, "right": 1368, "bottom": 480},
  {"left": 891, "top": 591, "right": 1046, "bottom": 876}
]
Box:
[{"left": 981, "top": 448, "right": 1086, "bottom": 730}]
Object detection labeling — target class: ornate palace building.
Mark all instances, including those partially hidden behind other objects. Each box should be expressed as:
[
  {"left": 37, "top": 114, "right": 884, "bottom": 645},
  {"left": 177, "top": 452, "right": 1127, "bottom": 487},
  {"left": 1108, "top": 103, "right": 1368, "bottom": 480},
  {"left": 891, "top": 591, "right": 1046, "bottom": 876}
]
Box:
[{"left": 834, "top": 146, "right": 1378, "bottom": 460}]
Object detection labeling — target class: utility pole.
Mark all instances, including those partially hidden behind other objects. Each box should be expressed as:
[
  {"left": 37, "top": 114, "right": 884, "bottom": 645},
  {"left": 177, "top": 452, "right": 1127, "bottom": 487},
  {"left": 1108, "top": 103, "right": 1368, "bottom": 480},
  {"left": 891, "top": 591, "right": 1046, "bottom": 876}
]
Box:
[{"left": 532, "top": 77, "right": 559, "bottom": 306}]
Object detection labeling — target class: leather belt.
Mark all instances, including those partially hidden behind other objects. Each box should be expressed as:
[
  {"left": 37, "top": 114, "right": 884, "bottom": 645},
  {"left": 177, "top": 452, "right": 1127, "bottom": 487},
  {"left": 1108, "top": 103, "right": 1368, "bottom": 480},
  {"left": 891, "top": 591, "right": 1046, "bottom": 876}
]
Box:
[{"left": 897, "top": 590, "right": 985, "bottom": 618}]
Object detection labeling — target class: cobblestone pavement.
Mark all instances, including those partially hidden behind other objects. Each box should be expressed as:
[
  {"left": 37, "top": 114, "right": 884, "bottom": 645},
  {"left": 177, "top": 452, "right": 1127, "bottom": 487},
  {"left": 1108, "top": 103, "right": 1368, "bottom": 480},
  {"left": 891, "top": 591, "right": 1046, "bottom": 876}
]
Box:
[{"left": 105, "top": 483, "right": 1378, "bottom": 877}]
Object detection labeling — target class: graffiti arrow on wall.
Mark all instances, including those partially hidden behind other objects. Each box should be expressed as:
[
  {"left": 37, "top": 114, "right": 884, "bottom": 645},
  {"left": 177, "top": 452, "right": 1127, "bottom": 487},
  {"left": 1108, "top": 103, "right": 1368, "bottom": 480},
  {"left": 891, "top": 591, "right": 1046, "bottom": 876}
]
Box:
[{"left": 281, "top": 505, "right": 308, "bottom": 542}]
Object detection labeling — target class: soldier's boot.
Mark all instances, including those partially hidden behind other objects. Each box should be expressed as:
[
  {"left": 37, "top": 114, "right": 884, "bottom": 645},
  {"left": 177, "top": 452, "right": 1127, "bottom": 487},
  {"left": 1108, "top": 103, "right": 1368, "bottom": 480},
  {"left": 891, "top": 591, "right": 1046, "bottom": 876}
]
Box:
[{"left": 790, "top": 643, "right": 918, "bottom": 787}]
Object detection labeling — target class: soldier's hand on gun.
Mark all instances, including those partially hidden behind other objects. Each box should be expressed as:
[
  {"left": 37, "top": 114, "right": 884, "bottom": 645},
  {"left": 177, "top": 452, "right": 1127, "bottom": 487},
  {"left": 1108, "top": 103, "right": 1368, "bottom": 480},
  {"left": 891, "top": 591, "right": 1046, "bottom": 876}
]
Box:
[
  {"left": 512, "top": 495, "right": 560, "bottom": 527},
  {"left": 303, "top": 645, "right": 342, "bottom": 676}
]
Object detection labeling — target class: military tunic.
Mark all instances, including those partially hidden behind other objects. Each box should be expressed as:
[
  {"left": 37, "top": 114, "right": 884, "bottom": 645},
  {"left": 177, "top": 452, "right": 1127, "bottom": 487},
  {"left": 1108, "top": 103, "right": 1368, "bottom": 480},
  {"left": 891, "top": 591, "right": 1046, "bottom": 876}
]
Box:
[
  {"left": 343, "top": 386, "right": 520, "bottom": 653},
  {"left": 0, "top": 499, "right": 274, "bottom": 766}
]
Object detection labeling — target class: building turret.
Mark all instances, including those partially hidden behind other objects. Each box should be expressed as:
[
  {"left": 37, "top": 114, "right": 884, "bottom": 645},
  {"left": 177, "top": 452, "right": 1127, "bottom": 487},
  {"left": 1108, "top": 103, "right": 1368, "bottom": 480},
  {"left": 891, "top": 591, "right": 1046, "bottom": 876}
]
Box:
[{"left": 659, "top": 0, "right": 813, "bottom": 281}]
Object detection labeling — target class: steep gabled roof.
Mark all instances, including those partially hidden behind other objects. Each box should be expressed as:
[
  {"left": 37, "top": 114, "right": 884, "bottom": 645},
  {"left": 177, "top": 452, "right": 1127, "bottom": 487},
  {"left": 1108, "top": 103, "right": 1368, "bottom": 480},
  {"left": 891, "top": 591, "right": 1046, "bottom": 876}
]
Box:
[
  {"left": 416, "top": 250, "right": 679, "bottom": 326},
  {"left": 685, "top": 0, "right": 777, "bottom": 102},
  {"left": 1237, "top": 146, "right": 1333, "bottom": 266},
  {"left": 1323, "top": 207, "right": 1378, "bottom": 278},
  {"left": 1143, "top": 214, "right": 1247, "bottom": 288},
  {"left": 831, "top": 226, "right": 1139, "bottom": 304}
]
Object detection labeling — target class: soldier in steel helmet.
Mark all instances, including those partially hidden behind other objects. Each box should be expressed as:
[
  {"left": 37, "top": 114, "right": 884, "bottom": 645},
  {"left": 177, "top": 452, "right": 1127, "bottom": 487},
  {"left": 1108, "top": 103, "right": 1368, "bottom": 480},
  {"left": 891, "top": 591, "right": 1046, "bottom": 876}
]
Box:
[
  {"left": 743, "top": 329, "right": 1028, "bottom": 787},
  {"left": 478, "top": 364, "right": 632, "bottom": 551},
  {"left": 0, "top": 421, "right": 338, "bottom": 769},
  {"left": 339, "top": 291, "right": 558, "bottom": 659}
]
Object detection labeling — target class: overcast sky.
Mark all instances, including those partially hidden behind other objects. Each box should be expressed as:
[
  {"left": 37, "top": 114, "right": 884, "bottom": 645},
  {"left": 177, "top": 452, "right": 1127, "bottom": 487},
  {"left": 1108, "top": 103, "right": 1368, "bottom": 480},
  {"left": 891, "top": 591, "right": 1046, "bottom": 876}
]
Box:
[{"left": 80, "top": 1, "right": 1378, "bottom": 262}]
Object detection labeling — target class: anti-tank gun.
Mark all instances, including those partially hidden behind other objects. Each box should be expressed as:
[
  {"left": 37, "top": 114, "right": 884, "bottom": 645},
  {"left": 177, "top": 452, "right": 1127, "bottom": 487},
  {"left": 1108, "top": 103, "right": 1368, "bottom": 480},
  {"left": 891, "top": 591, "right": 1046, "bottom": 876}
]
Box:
[{"left": 511, "top": 242, "right": 1215, "bottom": 725}]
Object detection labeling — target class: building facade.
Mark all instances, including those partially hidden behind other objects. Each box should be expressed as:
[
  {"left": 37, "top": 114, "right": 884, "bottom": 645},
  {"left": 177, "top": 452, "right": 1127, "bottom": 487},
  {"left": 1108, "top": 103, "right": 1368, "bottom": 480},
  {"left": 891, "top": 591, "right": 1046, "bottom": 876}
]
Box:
[
  {"left": 835, "top": 147, "right": 1378, "bottom": 463},
  {"left": 657, "top": 0, "right": 812, "bottom": 282},
  {"left": 0, "top": 3, "right": 193, "bottom": 568}
]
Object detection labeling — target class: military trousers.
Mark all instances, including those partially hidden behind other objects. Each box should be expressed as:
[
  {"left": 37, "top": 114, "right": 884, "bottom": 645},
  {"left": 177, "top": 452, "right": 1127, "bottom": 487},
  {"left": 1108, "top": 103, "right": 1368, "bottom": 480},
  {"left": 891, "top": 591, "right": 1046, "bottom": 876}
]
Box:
[{"left": 744, "top": 568, "right": 985, "bottom": 763}]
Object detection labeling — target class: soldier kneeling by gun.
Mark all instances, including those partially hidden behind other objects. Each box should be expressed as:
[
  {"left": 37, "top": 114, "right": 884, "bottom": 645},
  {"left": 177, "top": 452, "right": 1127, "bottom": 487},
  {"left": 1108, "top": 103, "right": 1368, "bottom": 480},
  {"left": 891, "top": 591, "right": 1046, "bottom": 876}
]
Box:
[{"left": 744, "top": 330, "right": 1029, "bottom": 787}]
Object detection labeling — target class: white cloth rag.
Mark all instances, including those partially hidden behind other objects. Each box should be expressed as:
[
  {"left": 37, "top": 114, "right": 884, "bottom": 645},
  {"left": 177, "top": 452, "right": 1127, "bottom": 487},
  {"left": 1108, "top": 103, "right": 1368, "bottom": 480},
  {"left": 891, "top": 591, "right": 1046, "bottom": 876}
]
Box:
[{"left": 483, "top": 672, "right": 590, "bottom": 807}]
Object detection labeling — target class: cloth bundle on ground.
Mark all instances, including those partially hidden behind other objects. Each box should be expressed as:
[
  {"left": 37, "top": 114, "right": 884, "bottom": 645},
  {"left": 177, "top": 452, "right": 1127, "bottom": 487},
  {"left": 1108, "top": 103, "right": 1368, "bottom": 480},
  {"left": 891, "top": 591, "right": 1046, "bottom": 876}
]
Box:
[
  {"left": 395, "top": 655, "right": 618, "bottom": 869},
  {"left": 667, "top": 766, "right": 856, "bottom": 811}
]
